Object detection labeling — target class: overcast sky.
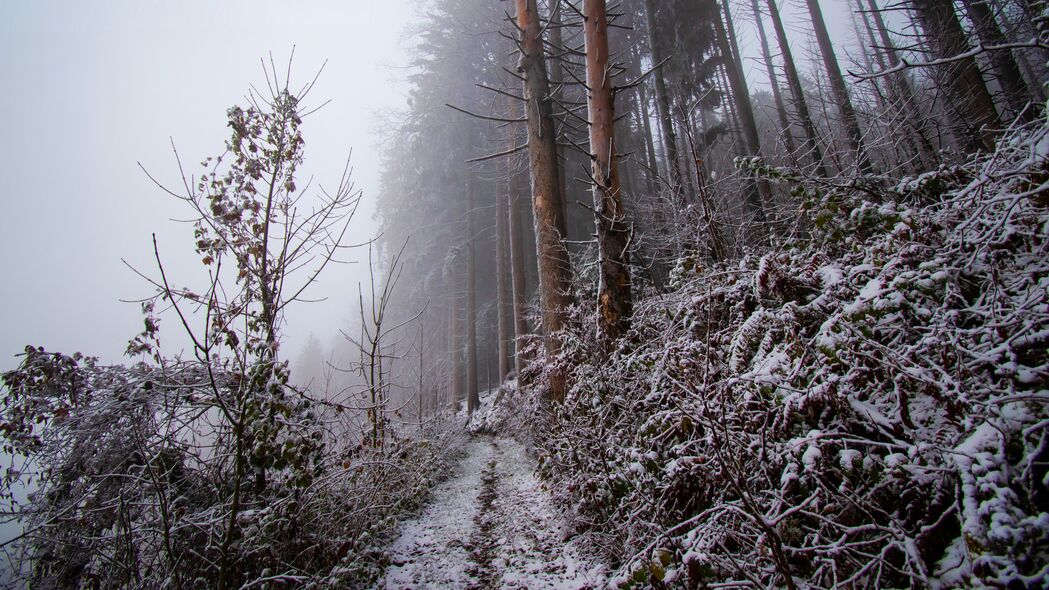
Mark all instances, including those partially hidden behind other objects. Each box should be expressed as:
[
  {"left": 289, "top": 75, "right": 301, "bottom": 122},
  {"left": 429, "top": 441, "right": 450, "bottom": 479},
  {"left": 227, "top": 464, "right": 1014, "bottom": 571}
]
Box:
[
  {"left": 0, "top": 1, "right": 419, "bottom": 369},
  {"left": 0, "top": 0, "right": 865, "bottom": 371}
]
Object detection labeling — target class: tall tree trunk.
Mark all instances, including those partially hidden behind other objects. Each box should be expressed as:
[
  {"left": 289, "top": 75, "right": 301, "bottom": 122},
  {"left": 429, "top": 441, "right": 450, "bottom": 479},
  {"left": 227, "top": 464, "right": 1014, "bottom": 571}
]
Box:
[
  {"left": 547, "top": 0, "right": 574, "bottom": 242},
  {"left": 866, "top": 0, "right": 937, "bottom": 168},
  {"left": 417, "top": 321, "right": 425, "bottom": 424},
  {"left": 636, "top": 82, "right": 674, "bottom": 279},
  {"left": 515, "top": 0, "right": 575, "bottom": 401},
  {"left": 448, "top": 269, "right": 462, "bottom": 411},
  {"left": 507, "top": 101, "right": 530, "bottom": 382},
  {"left": 961, "top": 0, "right": 1036, "bottom": 122},
  {"left": 465, "top": 181, "right": 479, "bottom": 415},
  {"left": 716, "top": 1, "right": 770, "bottom": 223},
  {"left": 584, "top": 0, "right": 634, "bottom": 347},
  {"left": 804, "top": 0, "right": 875, "bottom": 173},
  {"left": 719, "top": 64, "right": 746, "bottom": 152},
  {"left": 853, "top": 0, "right": 921, "bottom": 172},
  {"left": 636, "top": 84, "right": 662, "bottom": 203},
  {"left": 910, "top": 0, "right": 1001, "bottom": 152},
  {"left": 642, "top": 0, "right": 685, "bottom": 199},
  {"left": 765, "top": 0, "right": 828, "bottom": 176},
  {"left": 751, "top": 0, "right": 799, "bottom": 164},
  {"left": 851, "top": 0, "right": 909, "bottom": 169},
  {"left": 496, "top": 150, "right": 512, "bottom": 384}
]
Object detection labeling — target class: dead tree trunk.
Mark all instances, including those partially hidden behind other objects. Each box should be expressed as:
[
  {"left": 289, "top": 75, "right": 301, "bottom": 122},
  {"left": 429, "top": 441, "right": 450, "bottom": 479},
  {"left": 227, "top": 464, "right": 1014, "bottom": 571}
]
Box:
[
  {"left": 765, "top": 0, "right": 828, "bottom": 177},
  {"left": 584, "top": 0, "right": 634, "bottom": 347},
  {"left": 804, "top": 0, "right": 875, "bottom": 173},
  {"left": 910, "top": 0, "right": 1001, "bottom": 152}
]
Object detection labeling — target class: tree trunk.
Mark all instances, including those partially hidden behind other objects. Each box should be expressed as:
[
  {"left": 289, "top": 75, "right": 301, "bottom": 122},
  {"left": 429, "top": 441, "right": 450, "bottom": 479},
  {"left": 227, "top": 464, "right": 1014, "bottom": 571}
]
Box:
[
  {"left": 547, "top": 0, "right": 573, "bottom": 242},
  {"left": 496, "top": 147, "right": 512, "bottom": 383},
  {"left": 866, "top": 0, "right": 937, "bottom": 168},
  {"left": 716, "top": 1, "right": 770, "bottom": 223},
  {"left": 465, "top": 181, "right": 479, "bottom": 415},
  {"left": 751, "top": 0, "right": 798, "bottom": 164},
  {"left": 961, "top": 0, "right": 1036, "bottom": 122},
  {"left": 910, "top": 0, "right": 1001, "bottom": 152},
  {"left": 584, "top": 0, "right": 634, "bottom": 347},
  {"left": 765, "top": 0, "right": 828, "bottom": 177},
  {"left": 804, "top": 0, "right": 875, "bottom": 173},
  {"left": 642, "top": 0, "right": 685, "bottom": 199},
  {"left": 515, "top": 0, "right": 575, "bottom": 401},
  {"left": 637, "top": 83, "right": 662, "bottom": 203},
  {"left": 417, "top": 321, "right": 424, "bottom": 424},
  {"left": 507, "top": 101, "right": 530, "bottom": 382},
  {"left": 448, "top": 272, "right": 462, "bottom": 411}
]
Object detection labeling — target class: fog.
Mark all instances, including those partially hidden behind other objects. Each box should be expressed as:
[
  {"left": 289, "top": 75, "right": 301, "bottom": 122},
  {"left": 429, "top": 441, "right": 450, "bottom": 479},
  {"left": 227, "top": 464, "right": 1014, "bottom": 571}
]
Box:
[
  {"left": 0, "top": 0, "right": 864, "bottom": 372},
  {"left": 0, "top": 1, "right": 415, "bottom": 370}
]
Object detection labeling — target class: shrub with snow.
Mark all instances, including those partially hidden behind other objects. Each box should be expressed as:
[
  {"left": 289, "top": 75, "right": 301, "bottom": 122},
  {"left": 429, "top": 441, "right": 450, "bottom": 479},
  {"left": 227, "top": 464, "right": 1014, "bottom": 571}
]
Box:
[{"left": 534, "top": 121, "right": 1049, "bottom": 588}]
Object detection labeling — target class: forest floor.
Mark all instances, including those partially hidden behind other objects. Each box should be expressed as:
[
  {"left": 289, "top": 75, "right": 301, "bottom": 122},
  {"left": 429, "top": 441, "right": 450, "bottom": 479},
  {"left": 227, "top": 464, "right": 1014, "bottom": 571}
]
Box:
[{"left": 381, "top": 435, "right": 607, "bottom": 589}]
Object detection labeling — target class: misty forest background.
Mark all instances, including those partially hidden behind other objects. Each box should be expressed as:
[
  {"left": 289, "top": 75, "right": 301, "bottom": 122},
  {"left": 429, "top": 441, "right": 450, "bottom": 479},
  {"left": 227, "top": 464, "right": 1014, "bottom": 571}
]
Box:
[{"left": 2, "top": 0, "right": 1049, "bottom": 588}]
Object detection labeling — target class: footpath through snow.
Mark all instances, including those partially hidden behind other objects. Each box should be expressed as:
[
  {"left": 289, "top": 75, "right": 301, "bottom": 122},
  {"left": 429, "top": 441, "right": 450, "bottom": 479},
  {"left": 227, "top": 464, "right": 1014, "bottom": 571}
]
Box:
[{"left": 382, "top": 436, "right": 606, "bottom": 589}]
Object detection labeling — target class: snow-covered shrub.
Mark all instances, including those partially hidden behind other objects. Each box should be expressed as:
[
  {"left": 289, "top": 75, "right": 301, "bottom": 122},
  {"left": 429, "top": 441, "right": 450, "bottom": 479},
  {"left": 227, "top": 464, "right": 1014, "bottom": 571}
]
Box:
[
  {"left": 0, "top": 347, "right": 464, "bottom": 588},
  {"left": 535, "top": 121, "right": 1049, "bottom": 588}
]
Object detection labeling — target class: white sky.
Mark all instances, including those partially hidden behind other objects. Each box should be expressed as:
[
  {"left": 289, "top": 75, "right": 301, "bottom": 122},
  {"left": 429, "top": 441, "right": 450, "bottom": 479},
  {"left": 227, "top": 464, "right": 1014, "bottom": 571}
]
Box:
[
  {"left": 0, "top": 1, "right": 416, "bottom": 369},
  {"left": 0, "top": 0, "right": 866, "bottom": 370}
]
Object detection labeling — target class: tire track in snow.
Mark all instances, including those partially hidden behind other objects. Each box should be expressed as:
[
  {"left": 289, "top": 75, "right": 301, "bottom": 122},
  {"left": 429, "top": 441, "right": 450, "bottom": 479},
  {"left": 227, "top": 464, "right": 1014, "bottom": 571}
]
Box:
[{"left": 381, "top": 437, "right": 605, "bottom": 589}]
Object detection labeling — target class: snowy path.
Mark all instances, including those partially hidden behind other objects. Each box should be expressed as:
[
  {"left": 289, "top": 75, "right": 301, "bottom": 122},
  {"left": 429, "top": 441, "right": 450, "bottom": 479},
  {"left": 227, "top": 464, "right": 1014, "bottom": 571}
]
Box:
[{"left": 381, "top": 436, "right": 606, "bottom": 589}]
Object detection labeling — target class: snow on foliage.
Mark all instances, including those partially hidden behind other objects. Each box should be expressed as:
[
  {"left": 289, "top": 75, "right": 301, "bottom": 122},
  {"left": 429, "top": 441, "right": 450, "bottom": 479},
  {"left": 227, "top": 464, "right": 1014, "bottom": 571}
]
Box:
[
  {"left": 532, "top": 121, "right": 1049, "bottom": 588},
  {"left": 0, "top": 349, "right": 466, "bottom": 588}
]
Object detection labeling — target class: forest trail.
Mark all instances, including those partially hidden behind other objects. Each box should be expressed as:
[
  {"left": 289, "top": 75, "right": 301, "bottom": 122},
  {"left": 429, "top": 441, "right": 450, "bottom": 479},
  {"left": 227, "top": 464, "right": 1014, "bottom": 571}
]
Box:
[{"left": 381, "top": 436, "right": 606, "bottom": 589}]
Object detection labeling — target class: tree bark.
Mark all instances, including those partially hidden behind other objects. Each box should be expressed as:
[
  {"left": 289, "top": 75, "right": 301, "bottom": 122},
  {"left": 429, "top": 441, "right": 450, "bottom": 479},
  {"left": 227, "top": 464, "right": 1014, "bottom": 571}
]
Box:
[
  {"left": 642, "top": 0, "right": 685, "bottom": 199},
  {"left": 515, "top": 0, "right": 575, "bottom": 401},
  {"left": 584, "top": 0, "right": 634, "bottom": 347},
  {"left": 910, "top": 0, "right": 1001, "bottom": 153},
  {"left": 804, "top": 0, "right": 875, "bottom": 173},
  {"left": 765, "top": 0, "right": 828, "bottom": 177},
  {"left": 715, "top": 1, "right": 770, "bottom": 223}
]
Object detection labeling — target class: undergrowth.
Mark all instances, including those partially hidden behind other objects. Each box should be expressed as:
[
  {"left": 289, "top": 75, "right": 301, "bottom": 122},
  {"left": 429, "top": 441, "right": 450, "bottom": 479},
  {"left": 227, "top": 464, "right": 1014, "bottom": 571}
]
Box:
[{"left": 533, "top": 121, "right": 1049, "bottom": 588}]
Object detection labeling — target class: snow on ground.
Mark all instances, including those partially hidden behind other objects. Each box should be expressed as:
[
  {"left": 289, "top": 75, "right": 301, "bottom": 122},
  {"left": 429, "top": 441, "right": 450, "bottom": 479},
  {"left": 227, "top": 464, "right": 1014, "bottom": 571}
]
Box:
[{"left": 382, "top": 436, "right": 606, "bottom": 589}]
